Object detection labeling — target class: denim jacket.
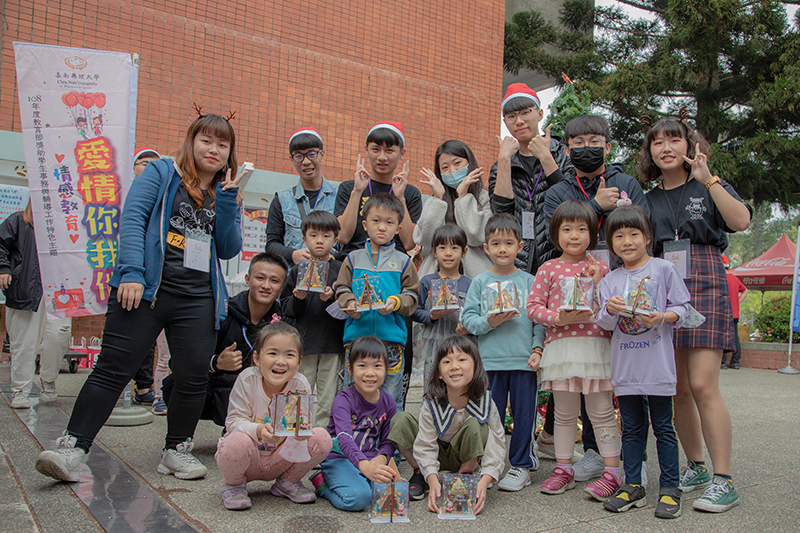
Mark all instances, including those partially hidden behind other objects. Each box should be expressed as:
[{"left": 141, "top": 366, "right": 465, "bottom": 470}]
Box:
[{"left": 276, "top": 178, "right": 339, "bottom": 250}]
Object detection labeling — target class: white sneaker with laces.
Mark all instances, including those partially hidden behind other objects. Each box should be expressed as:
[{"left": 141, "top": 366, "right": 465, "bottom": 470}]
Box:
[
  {"left": 40, "top": 380, "right": 58, "bottom": 403},
  {"left": 573, "top": 449, "right": 605, "bottom": 481},
  {"left": 157, "top": 438, "right": 208, "bottom": 479},
  {"left": 497, "top": 466, "right": 531, "bottom": 492},
  {"left": 35, "top": 432, "right": 85, "bottom": 482},
  {"left": 11, "top": 390, "right": 31, "bottom": 409}
]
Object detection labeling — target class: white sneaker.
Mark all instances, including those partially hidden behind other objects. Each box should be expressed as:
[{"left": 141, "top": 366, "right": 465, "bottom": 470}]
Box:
[
  {"left": 11, "top": 390, "right": 31, "bottom": 409},
  {"left": 36, "top": 432, "right": 85, "bottom": 482},
  {"left": 157, "top": 439, "right": 208, "bottom": 480},
  {"left": 536, "top": 433, "right": 584, "bottom": 463},
  {"left": 497, "top": 466, "right": 531, "bottom": 492},
  {"left": 573, "top": 449, "right": 605, "bottom": 481},
  {"left": 40, "top": 380, "right": 58, "bottom": 403}
]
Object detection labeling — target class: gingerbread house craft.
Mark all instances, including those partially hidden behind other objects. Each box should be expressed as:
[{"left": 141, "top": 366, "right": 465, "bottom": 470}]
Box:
[
  {"left": 353, "top": 274, "right": 385, "bottom": 312},
  {"left": 296, "top": 259, "right": 328, "bottom": 293},
  {"left": 369, "top": 478, "right": 410, "bottom": 523},
  {"left": 438, "top": 472, "right": 478, "bottom": 520},
  {"left": 484, "top": 280, "right": 520, "bottom": 316},
  {"left": 270, "top": 390, "right": 314, "bottom": 437},
  {"left": 430, "top": 278, "right": 460, "bottom": 311},
  {"left": 558, "top": 275, "right": 594, "bottom": 312},
  {"left": 621, "top": 275, "right": 659, "bottom": 317}
]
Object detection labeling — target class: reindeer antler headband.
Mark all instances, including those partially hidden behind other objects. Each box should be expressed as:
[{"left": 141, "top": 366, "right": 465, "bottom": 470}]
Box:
[{"left": 191, "top": 102, "right": 237, "bottom": 122}]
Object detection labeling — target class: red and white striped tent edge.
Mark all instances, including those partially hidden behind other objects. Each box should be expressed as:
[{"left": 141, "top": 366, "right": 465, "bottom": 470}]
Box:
[{"left": 730, "top": 234, "right": 796, "bottom": 291}]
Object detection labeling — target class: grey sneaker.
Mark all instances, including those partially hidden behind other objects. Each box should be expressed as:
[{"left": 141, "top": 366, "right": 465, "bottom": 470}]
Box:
[
  {"left": 573, "top": 449, "right": 605, "bottom": 481},
  {"left": 270, "top": 477, "right": 316, "bottom": 503},
  {"left": 35, "top": 432, "right": 85, "bottom": 482},
  {"left": 157, "top": 439, "right": 207, "bottom": 479},
  {"left": 220, "top": 482, "right": 252, "bottom": 510},
  {"left": 40, "top": 380, "right": 58, "bottom": 403},
  {"left": 497, "top": 466, "right": 532, "bottom": 492},
  {"left": 11, "top": 390, "right": 31, "bottom": 409}
]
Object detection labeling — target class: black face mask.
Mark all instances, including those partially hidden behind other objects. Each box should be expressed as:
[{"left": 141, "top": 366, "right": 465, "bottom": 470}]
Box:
[{"left": 570, "top": 146, "right": 606, "bottom": 173}]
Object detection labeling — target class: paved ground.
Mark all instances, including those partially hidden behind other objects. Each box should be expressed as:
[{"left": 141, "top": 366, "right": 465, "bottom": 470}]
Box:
[{"left": 1, "top": 363, "right": 799, "bottom": 533}]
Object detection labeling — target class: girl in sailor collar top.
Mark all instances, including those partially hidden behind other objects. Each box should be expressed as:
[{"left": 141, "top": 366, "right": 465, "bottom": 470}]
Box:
[{"left": 387, "top": 335, "right": 506, "bottom": 515}]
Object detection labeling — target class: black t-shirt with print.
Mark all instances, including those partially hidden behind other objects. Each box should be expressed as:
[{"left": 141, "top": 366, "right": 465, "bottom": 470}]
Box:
[{"left": 159, "top": 185, "right": 215, "bottom": 296}]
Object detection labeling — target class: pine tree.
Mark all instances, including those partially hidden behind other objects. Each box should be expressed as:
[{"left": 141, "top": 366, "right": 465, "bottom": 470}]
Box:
[{"left": 505, "top": 0, "right": 800, "bottom": 208}]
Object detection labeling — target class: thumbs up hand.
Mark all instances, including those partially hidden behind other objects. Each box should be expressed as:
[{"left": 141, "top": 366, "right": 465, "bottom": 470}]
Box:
[{"left": 593, "top": 176, "right": 620, "bottom": 210}]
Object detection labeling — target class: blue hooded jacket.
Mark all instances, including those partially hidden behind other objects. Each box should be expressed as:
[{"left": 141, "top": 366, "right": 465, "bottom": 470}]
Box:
[{"left": 108, "top": 159, "right": 242, "bottom": 328}]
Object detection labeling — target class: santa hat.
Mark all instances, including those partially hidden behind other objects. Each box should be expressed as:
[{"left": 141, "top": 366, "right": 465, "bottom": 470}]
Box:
[
  {"left": 289, "top": 127, "right": 323, "bottom": 144},
  {"left": 134, "top": 148, "right": 161, "bottom": 162},
  {"left": 502, "top": 83, "right": 541, "bottom": 114},
  {"left": 368, "top": 121, "right": 405, "bottom": 144},
  {"left": 722, "top": 256, "right": 730, "bottom": 268}
]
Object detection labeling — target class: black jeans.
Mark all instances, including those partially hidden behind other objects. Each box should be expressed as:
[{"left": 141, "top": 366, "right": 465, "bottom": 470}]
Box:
[
  {"left": 132, "top": 344, "right": 156, "bottom": 390},
  {"left": 618, "top": 395, "right": 679, "bottom": 487},
  {"left": 67, "top": 288, "right": 216, "bottom": 451},
  {"left": 543, "top": 393, "right": 599, "bottom": 454},
  {"left": 722, "top": 318, "right": 741, "bottom": 365}
]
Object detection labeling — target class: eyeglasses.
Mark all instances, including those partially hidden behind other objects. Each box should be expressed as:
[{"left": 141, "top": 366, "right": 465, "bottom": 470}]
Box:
[
  {"left": 503, "top": 108, "right": 534, "bottom": 122},
  {"left": 569, "top": 139, "right": 606, "bottom": 150},
  {"left": 290, "top": 149, "right": 322, "bottom": 163}
]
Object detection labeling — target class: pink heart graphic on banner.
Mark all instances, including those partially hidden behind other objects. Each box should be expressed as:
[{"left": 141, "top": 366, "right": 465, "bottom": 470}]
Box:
[
  {"left": 57, "top": 294, "right": 70, "bottom": 304},
  {"left": 55, "top": 154, "right": 65, "bottom": 163},
  {"left": 69, "top": 234, "right": 79, "bottom": 243}
]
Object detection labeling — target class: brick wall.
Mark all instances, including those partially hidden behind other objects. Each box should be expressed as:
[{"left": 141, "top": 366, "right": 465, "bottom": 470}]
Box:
[{"left": 740, "top": 341, "right": 800, "bottom": 371}]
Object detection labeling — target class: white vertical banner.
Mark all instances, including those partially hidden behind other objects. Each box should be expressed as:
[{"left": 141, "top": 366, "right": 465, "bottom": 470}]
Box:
[{"left": 14, "top": 42, "right": 136, "bottom": 319}]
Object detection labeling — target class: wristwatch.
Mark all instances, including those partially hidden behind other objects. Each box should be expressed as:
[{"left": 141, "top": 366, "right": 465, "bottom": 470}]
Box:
[{"left": 705, "top": 175, "right": 721, "bottom": 190}]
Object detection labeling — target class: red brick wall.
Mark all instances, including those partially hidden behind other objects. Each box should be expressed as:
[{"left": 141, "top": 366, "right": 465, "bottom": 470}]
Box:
[
  {"left": 1, "top": 0, "right": 506, "bottom": 343},
  {"left": 740, "top": 342, "right": 800, "bottom": 371}
]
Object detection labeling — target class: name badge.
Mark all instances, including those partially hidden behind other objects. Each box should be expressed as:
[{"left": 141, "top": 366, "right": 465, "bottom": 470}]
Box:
[
  {"left": 522, "top": 211, "right": 536, "bottom": 240},
  {"left": 663, "top": 239, "right": 691, "bottom": 279},
  {"left": 183, "top": 227, "right": 211, "bottom": 273}
]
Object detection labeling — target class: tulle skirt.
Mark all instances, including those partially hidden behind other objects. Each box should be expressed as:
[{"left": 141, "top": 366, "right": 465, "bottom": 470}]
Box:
[{"left": 540, "top": 336, "right": 613, "bottom": 394}]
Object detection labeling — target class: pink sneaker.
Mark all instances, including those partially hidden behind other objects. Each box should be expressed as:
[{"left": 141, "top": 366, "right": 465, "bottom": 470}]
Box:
[
  {"left": 540, "top": 466, "right": 575, "bottom": 495},
  {"left": 270, "top": 477, "right": 316, "bottom": 503},
  {"left": 585, "top": 470, "right": 621, "bottom": 501},
  {"left": 220, "top": 482, "right": 251, "bottom": 510}
]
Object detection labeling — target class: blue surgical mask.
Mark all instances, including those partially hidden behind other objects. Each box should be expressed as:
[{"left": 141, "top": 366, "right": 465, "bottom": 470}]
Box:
[{"left": 440, "top": 165, "right": 470, "bottom": 188}]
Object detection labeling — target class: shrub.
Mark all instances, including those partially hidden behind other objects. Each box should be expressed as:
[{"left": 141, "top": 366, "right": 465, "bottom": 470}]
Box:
[{"left": 754, "top": 295, "right": 800, "bottom": 343}]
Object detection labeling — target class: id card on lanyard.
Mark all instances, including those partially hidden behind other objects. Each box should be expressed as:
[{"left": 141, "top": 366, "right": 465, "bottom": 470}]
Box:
[
  {"left": 521, "top": 168, "right": 543, "bottom": 241},
  {"left": 183, "top": 227, "right": 211, "bottom": 273},
  {"left": 663, "top": 238, "right": 691, "bottom": 279}
]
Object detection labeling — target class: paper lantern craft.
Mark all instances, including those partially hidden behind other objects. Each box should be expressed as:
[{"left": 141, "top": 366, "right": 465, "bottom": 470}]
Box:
[
  {"left": 370, "top": 479, "right": 410, "bottom": 523},
  {"left": 430, "top": 278, "right": 460, "bottom": 311},
  {"left": 353, "top": 274, "right": 385, "bottom": 312},
  {"left": 559, "top": 275, "right": 594, "bottom": 312},
  {"left": 483, "top": 280, "right": 520, "bottom": 316},
  {"left": 270, "top": 391, "right": 314, "bottom": 437},
  {"left": 621, "top": 275, "right": 659, "bottom": 317},
  {"left": 296, "top": 259, "right": 328, "bottom": 293},
  {"left": 438, "top": 472, "right": 478, "bottom": 520}
]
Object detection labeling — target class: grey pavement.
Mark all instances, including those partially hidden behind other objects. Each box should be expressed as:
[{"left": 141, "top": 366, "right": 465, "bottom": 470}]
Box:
[{"left": 1, "top": 363, "right": 799, "bottom": 532}]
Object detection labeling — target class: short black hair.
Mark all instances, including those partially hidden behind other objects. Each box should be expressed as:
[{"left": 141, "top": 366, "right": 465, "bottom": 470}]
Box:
[
  {"left": 604, "top": 206, "right": 653, "bottom": 257},
  {"left": 362, "top": 192, "right": 405, "bottom": 224},
  {"left": 248, "top": 251, "right": 289, "bottom": 276},
  {"left": 289, "top": 132, "right": 323, "bottom": 153},
  {"left": 366, "top": 127, "right": 404, "bottom": 149},
  {"left": 348, "top": 335, "right": 389, "bottom": 370},
  {"left": 484, "top": 212, "right": 522, "bottom": 243},
  {"left": 564, "top": 115, "right": 610, "bottom": 143},
  {"left": 431, "top": 224, "right": 468, "bottom": 274},
  {"left": 301, "top": 210, "right": 340, "bottom": 237},
  {"left": 549, "top": 199, "right": 599, "bottom": 252},
  {"left": 502, "top": 96, "right": 539, "bottom": 115},
  {"left": 425, "top": 336, "right": 488, "bottom": 406}
]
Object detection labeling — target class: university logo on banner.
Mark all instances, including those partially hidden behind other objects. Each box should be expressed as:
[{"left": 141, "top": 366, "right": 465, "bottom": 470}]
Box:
[{"left": 14, "top": 42, "right": 137, "bottom": 319}]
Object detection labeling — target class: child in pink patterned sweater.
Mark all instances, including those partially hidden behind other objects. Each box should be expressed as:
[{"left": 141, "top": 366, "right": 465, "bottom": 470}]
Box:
[{"left": 526, "top": 200, "right": 621, "bottom": 502}]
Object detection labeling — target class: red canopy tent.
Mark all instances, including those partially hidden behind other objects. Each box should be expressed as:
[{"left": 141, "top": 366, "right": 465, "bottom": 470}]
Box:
[{"left": 730, "top": 234, "right": 797, "bottom": 291}]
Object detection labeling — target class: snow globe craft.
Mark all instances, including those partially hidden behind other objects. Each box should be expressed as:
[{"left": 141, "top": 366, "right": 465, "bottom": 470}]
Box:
[
  {"left": 483, "top": 280, "right": 520, "bottom": 316},
  {"left": 438, "top": 472, "right": 478, "bottom": 520},
  {"left": 370, "top": 478, "right": 410, "bottom": 523},
  {"left": 296, "top": 259, "right": 328, "bottom": 293},
  {"left": 558, "top": 275, "right": 594, "bottom": 312},
  {"left": 270, "top": 390, "right": 314, "bottom": 437},
  {"left": 621, "top": 275, "right": 659, "bottom": 317},
  {"left": 431, "top": 278, "right": 460, "bottom": 311},
  {"left": 353, "top": 274, "right": 385, "bottom": 312}
]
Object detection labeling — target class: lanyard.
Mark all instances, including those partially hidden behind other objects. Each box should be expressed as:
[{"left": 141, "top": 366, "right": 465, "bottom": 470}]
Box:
[
  {"left": 367, "top": 178, "right": 393, "bottom": 196},
  {"left": 660, "top": 175, "right": 690, "bottom": 240},
  {"left": 575, "top": 174, "right": 604, "bottom": 229},
  {"left": 523, "top": 168, "right": 543, "bottom": 202},
  {"left": 241, "top": 325, "right": 254, "bottom": 353},
  {"left": 294, "top": 185, "right": 322, "bottom": 221}
]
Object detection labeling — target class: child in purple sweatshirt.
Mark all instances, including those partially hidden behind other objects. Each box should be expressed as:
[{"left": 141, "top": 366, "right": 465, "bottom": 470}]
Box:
[
  {"left": 595, "top": 207, "right": 690, "bottom": 519},
  {"left": 310, "top": 336, "right": 397, "bottom": 511}
]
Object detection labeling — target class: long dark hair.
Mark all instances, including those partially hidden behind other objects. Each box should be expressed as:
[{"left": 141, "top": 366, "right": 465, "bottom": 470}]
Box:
[
  {"left": 637, "top": 116, "right": 710, "bottom": 184},
  {"left": 425, "top": 336, "right": 488, "bottom": 406},
  {"left": 433, "top": 140, "right": 483, "bottom": 224}
]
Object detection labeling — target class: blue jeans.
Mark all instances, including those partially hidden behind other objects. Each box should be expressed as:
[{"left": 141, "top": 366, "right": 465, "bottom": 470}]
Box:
[
  {"left": 343, "top": 342, "right": 405, "bottom": 412},
  {"left": 487, "top": 370, "right": 538, "bottom": 469},
  {"left": 617, "top": 395, "right": 679, "bottom": 487},
  {"left": 319, "top": 457, "right": 372, "bottom": 511}
]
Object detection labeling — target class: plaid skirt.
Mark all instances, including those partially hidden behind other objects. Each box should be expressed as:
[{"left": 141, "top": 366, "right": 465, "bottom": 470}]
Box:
[{"left": 673, "top": 245, "right": 734, "bottom": 351}]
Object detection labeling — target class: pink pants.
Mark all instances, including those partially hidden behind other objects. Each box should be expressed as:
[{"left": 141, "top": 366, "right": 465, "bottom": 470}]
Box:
[
  {"left": 215, "top": 429, "right": 332, "bottom": 486},
  {"left": 553, "top": 390, "right": 620, "bottom": 463}
]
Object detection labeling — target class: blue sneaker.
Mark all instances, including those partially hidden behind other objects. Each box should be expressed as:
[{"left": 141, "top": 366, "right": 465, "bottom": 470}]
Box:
[
  {"left": 152, "top": 398, "right": 167, "bottom": 415},
  {"left": 133, "top": 389, "right": 156, "bottom": 405}
]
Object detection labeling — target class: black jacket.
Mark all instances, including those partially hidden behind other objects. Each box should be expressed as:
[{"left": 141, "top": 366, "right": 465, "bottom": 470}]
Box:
[
  {"left": 489, "top": 138, "right": 574, "bottom": 273},
  {"left": 543, "top": 164, "right": 651, "bottom": 245},
  {"left": 207, "top": 290, "right": 281, "bottom": 426},
  {"left": 0, "top": 212, "right": 42, "bottom": 311}
]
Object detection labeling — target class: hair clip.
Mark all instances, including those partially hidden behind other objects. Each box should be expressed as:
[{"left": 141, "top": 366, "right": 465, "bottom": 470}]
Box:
[
  {"left": 270, "top": 313, "right": 282, "bottom": 324},
  {"left": 192, "top": 102, "right": 204, "bottom": 117},
  {"left": 225, "top": 110, "right": 237, "bottom": 121}
]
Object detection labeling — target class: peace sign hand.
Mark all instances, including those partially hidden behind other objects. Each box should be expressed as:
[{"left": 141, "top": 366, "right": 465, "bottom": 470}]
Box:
[
  {"left": 392, "top": 160, "right": 411, "bottom": 199},
  {"left": 683, "top": 143, "right": 713, "bottom": 184},
  {"left": 353, "top": 154, "right": 371, "bottom": 194},
  {"left": 221, "top": 167, "right": 247, "bottom": 191},
  {"left": 456, "top": 167, "right": 484, "bottom": 198},
  {"left": 582, "top": 253, "right": 603, "bottom": 285},
  {"left": 419, "top": 167, "right": 445, "bottom": 199}
]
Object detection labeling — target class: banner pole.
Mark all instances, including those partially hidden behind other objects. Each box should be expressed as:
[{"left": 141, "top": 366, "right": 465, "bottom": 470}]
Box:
[{"left": 778, "top": 225, "right": 800, "bottom": 375}]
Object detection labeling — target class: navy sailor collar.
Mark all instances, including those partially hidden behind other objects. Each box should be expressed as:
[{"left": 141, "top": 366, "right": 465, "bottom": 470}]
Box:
[{"left": 425, "top": 391, "right": 492, "bottom": 440}]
